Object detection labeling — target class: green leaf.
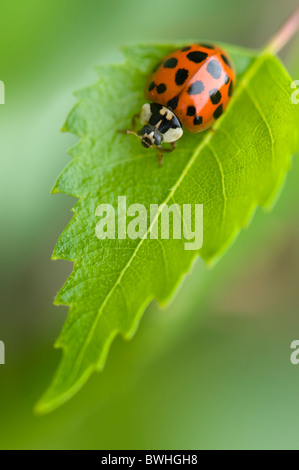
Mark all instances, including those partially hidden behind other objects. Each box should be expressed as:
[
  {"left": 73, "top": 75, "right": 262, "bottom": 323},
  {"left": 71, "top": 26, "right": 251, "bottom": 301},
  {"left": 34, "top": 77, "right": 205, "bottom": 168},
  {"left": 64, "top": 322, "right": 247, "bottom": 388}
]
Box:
[{"left": 36, "top": 43, "right": 299, "bottom": 413}]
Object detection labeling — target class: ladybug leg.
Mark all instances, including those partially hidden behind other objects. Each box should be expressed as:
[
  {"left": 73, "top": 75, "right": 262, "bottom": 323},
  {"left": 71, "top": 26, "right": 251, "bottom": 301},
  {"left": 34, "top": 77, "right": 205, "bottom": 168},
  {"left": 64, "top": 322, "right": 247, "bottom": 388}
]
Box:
[
  {"left": 155, "top": 141, "right": 177, "bottom": 166},
  {"left": 160, "top": 141, "right": 177, "bottom": 153},
  {"left": 209, "top": 127, "right": 219, "bottom": 135},
  {"left": 155, "top": 147, "right": 163, "bottom": 166}
]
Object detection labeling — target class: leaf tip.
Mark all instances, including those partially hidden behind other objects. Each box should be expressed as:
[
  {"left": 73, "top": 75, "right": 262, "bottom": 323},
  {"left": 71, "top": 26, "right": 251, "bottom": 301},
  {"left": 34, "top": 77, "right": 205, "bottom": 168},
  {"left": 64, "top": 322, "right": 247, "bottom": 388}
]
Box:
[
  {"left": 61, "top": 122, "right": 69, "bottom": 133},
  {"left": 34, "top": 392, "right": 63, "bottom": 416},
  {"left": 33, "top": 400, "right": 48, "bottom": 416},
  {"left": 51, "top": 250, "right": 59, "bottom": 261},
  {"left": 34, "top": 384, "right": 64, "bottom": 416},
  {"left": 51, "top": 184, "right": 60, "bottom": 194},
  {"left": 53, "top": 294, "right": 62, "bottom": 306}
]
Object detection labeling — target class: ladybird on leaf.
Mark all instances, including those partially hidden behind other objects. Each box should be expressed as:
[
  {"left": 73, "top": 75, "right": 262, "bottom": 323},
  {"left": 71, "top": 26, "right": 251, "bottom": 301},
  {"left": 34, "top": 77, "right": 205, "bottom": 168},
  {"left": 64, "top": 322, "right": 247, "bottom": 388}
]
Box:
[{"left": 122, "top": 43, "right": 235, "bottom": 164}]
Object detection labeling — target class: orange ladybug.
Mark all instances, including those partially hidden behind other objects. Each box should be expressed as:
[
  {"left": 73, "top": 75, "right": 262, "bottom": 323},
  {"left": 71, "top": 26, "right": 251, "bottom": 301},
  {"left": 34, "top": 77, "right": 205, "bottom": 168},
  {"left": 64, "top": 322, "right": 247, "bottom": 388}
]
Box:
[{"left": 124, "top": 43, "right": 235, "bottom": 163}]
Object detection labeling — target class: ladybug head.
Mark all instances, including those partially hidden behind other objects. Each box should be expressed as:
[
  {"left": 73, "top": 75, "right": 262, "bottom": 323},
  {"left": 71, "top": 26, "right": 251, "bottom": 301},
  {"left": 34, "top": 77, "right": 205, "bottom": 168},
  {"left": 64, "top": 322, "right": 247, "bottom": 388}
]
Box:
[{"left": 140, "top": 124, "right": 163, "bottom": 148}]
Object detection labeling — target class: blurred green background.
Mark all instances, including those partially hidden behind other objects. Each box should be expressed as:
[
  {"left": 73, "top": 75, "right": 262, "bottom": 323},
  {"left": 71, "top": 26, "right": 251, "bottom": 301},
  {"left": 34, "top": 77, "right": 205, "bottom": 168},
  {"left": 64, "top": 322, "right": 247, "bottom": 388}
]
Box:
[{"left": 1, "top": 0, "right": 299, "bottom": 450}]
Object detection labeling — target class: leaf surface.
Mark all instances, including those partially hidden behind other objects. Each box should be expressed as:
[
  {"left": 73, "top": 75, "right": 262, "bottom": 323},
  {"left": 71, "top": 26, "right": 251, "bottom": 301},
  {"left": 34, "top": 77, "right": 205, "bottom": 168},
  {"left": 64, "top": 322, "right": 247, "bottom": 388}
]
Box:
[{"left": 37, "top": 43, "right": 299, "bottom": 413}]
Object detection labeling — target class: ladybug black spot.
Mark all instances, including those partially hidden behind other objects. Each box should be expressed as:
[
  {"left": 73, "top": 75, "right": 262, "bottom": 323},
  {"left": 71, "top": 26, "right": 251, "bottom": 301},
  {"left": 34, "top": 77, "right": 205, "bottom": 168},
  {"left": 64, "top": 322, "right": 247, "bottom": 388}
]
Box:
[
  {"left": 193, "top": 116, "right": 203, "bottom": 125},
  {"left": 209, "top": 88, "right": 222, "bottom": 105},
  {"left": 207, "top": 60, "right": 222, "bottom": 79},
  {"left": 187, "top": 80, "right": 205, "bottom": 95},
  {"left": 148, "top": 81, "right": 155, "bottom": 91},
  {"left": 157, "top": 83, "right": 167, "bottom": 94},
  {"left": 221, "top": 54, "right": 232, "bottom": 69},
  {"left": 167, "top": 96, "right": 179, "bottom": 110},
  {"left": 224, "top": 74, "right": 230, "bottom": 85},
  {"left": 187, "top": 106, "right": 196, "bottom": 116},
  {"left": 213, "top": 104, "right": 223, "bottom": 119},
  {"left": 187, "top": 50, "right": 208, "bottom": 63},
  {"left": 228, "top": 81, "right": 234, "bottom": 97},
  {"left": 164, "top": 57, "right": 178, "bottom": 68},
  {"left": 175, "top": 68, "right": 189, "bottom": 86},
  {"left": 181, "top": 46, "right": 191, "bottom": 52}
]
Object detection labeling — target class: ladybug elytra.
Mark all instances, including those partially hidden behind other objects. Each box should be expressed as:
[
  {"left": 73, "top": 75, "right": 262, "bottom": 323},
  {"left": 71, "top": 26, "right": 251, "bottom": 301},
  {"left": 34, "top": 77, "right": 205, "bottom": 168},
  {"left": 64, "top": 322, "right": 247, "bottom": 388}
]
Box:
[{"left": 124, "top": 43, "right": 235, "bottom": 164}]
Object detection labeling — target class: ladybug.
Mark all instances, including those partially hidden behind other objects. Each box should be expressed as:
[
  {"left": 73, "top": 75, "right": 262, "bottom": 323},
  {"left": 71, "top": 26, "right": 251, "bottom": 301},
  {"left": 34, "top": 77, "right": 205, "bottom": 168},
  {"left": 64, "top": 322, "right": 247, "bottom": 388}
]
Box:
[{"left": 123, "top": 43, "right": 235, "bottom": 164}]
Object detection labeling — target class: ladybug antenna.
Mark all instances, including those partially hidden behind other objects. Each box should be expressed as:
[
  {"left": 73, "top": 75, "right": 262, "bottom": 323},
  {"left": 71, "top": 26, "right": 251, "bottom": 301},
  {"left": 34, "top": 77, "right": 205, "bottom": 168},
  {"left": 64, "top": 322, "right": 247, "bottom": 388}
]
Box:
[{"left": 125, "top": 130, "right": 142, "bottom": 140}]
